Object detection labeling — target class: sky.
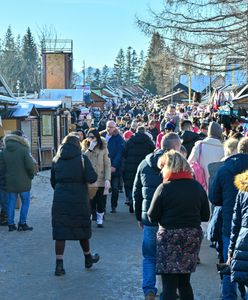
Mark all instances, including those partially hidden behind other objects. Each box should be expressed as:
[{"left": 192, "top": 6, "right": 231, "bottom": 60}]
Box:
[{"left": 0, "top": 0, "right": 164, "bottom": 72}]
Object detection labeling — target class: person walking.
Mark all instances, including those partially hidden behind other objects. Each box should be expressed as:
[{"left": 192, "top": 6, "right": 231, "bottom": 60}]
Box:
[
  {"left": 82, "top": 128, "right": 111, "bottom": 228},
  {"left": 148, "top": 150, "right": 210, "bottom": 300},
  {"left": 51, "top": 134, "right": 99, "bottom": 276},
  {"left": 133, "top": 133, "right": 182, "bottom": 300},
  {"left": 100, "top": 121, "right": 124, "bottom": 213},
  {"left": 209, "top": 137, "right": 248, "bottom": 299},
  {"left": 227, "top": 170, "right": 248, "bottom": 299},
  {"left": 0, "top": 130, "right": 36, "bottom": 232},
  {"left": 123, "top": 126, "right": 155, "bottom": 213}
]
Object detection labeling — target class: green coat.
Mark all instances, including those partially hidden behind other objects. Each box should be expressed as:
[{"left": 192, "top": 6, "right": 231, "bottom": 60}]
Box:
[{"left": 0, "top": 134, "right": 36, "bottom": 193}]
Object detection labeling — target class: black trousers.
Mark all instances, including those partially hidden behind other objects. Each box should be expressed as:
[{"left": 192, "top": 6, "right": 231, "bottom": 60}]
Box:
[
  {"left": 91, "top": 187, "right": 105, "bottom": 213},
  {"left": 161, "top": 273, "right": 193, "bottom": 300},
  {"left": 111, "top": 175, "right": 120, "bottom": 209}
]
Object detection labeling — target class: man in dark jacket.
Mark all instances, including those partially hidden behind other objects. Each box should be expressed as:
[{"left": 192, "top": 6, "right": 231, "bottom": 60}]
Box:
[
  {"left": 180, "top": 119, "right": 202, "bottom": 158},
  {"left": 209, "top": 137, "right": 248, "bottom": 300},
  {"left": 123, "top": 126, "right": 155, "bottom": 212},
  {"left": 0, "top": 130, "right": 36, "bottom": 232},
  {"left": 100, "top": 121, "right": 124, "bottom": 213},
  {"left": 133, "top": 132, "right": 181, "bottom": 300}
]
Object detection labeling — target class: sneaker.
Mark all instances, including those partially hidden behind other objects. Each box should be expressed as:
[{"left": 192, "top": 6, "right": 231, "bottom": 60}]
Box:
[
  {"left": 8, "top": 224, "right": 17, "bottom": 232},
  {"left": 17, "top": 223, "right": 33, "bottom": 231},
  {"left": 85, "top": 253, "right": 100, "bottom": 269},
  {"left": 110, "top": 208, "right": 116, "bottom": 213},
  {"left": 145, "top": 292, "right": 156, "bottom": 300},
  {"left": 97, "top": 224, "right": 104, "bottom": 228}
]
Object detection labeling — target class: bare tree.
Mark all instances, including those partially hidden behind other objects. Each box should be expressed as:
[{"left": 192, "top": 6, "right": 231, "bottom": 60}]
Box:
[{"left": 137, "top": 0, "right": 248, "bottom": 72}]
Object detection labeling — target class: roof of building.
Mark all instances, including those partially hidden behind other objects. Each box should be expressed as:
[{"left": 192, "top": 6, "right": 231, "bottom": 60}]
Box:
[
  {"left": 0, "top": 102, "right": 38, "bottom": 119},
  {"left": 180, "top": 74, "right": 218, "bottom": 92},
  {"left": 21, "top": 99, "right": 62, "bottom": 110}
]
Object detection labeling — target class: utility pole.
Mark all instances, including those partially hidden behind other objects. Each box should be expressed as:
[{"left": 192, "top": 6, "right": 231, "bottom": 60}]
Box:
[{"left": 82, "top": 60, "right": 86, "bottom": 86}]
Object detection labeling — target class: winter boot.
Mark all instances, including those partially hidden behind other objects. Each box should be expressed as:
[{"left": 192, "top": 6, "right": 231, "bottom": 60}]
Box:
[
  {"left": 8, "top": 224, "right": 17, "bottom": 232},
  {"left": 55, "top": 259, "right": 66, "bottom": 276},
  {"left": 0, "top": 211, "right": 8, "bottom": 226},
  {"left": 17, "top": 223, "right": 33, "bottom": 231},
  {"left": 85, "top": 253, "right": 100, "bottom": 269},
  {"left": 96, "top": 212, "right": 104, "bottom": 228}
]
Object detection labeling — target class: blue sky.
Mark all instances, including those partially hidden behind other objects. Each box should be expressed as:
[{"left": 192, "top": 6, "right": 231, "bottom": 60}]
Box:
[{"left": 0, "top": 0, "right": 164, "bottom": 72}]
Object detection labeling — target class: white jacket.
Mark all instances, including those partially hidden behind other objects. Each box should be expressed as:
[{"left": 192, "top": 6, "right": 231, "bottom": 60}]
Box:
[{"left": 188, "top": 137, "right": 224, "bottom": 188}]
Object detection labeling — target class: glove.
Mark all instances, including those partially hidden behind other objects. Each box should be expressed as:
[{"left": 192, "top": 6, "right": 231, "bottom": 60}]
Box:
[
  {"left": 105, "top": 180, "right": 111, "bottom": 189},
  {"left": 88, "top": 141, "right": 97, "bottom": 151}
]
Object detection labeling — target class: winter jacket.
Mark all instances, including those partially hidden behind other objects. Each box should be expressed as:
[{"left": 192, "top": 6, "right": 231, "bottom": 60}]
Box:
[
  {"left": 188, "top": 137, "right": 224, "bottom": 189},
  {"left": 82, "top": 138, "right": 111, "bottom": 187},
  {"left": 51, "top": 143, "right": 97, "bottom": 240},
  {"left": 180, "top": 130, "right": 202, "bottom": 158},
  {"left": 148, "top": 179, "right": 210, "bottom": 229},
  {"left": 133, "top": 149, "right": 164, "bottom": 226},
  {"left": 229, "top": 170, "right": 248, "bottom": 285},
  {"left": 100, "top": 129, "right": 124, "bottom": 175},
  {"left": 123, "top": 132, "right": 155, "bottom": 189},
  {"left": 0, "top": 134, "right": 36, "bottom": 193},
  {"left": 209, "top": 153, "right": 248, "bottom": 237}
]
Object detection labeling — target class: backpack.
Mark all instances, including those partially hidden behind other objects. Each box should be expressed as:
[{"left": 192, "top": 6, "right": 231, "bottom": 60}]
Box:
[{"left": 191, "top": 143, "right": 207, "bottom": 191}]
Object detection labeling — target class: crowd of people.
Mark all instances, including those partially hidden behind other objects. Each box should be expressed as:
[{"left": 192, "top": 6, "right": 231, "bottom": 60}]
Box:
[{"left": 0, "top": 97, "right": 248, "bottom": 300}]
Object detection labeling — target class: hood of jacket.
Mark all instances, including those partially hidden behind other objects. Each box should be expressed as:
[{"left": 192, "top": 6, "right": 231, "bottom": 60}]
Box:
[
  {"left": 224, "top": 153, "right": 248, "bottom": 176},
  {"left": 56, "top": 143, "right": 81, "bottom": 160},
  {"left": 145, "top": 149, "right": 164, "bottom": 171},
  {"left": 129, "top": 132, "right": 151, "bottom": 145},
  {"left": 4, "top": 134, "right": 30, "bottom": 152},
  {"left": 181, "top": 130, "right": 200, "bottom": 144},
  {"left": 235, "top": 170, "right": 248, "bottom": 192}
]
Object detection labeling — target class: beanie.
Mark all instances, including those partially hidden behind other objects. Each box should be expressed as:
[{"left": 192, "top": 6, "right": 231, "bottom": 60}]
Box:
[
  {"left": 123, "top": 130, "right": 133, "bottom": 141},
  {"left": 208, "top": 121, "right": 222, "bottom": 140}
]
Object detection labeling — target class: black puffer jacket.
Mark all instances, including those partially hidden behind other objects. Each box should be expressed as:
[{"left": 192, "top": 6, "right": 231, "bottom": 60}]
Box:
[
  {"left": 123, "top": 132, "right": 155, "bottom": 189},
  {"left": 133, "top": 149, "right": 163, "bottom": 226},
  {"left": 51, "top": 143, "right": 97, "bottom": 240}
]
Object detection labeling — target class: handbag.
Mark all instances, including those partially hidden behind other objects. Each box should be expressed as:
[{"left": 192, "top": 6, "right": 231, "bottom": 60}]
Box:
[
  {"left": 191, "top": 143, "right": 207, "bottom": 190},
  {"left": 216, "top": 263, "right": 231, "bottom": 275},
  {"left": 81, "top": 155, "right": 98, "bottom": 199}
]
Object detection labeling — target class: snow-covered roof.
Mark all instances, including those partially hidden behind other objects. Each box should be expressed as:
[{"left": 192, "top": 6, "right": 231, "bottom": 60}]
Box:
[
  {"left": 180, "top": 74, "right": 218, "bottom": 92},
  {"left": 21, "top": 99, "right": 62, "bottom": 109},
  {"left": 39, "top": 89, "right": 83, "bottom": 102}
]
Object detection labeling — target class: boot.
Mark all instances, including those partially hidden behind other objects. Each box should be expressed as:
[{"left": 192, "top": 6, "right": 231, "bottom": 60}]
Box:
[
  {"left": 8, "top": 224, "right": 17, "bottom": 232},
  {"left": 55, "top": 259, "right": 66, "bottom": 276},
  {"left": 17, "top": 223, "right": 33, "bottom": 231},
  {"left": 96, "top": 212, "right": 104, "bottom": 228},
  {"left": 0, "top": 211, "right": 8, "bottom": 226},
  {"left": 85, "top": 253, "right": 100, "bottom": 269}
]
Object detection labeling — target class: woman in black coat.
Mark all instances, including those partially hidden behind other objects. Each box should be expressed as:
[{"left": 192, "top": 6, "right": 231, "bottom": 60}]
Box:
[
  {"left": 148, "top": 150, "right": 210, "bottom": 300},
  {"left": 51, "top": 133, "right": 99, "bottom": 276}
]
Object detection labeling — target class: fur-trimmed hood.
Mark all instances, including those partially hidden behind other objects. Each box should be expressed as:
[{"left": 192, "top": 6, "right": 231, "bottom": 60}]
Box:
[
  {"left": 4, "top": 134, "right": 30, "bottom": 151},
  {"left": 235, "top": 170, "right": 248, "bottom": 192}
]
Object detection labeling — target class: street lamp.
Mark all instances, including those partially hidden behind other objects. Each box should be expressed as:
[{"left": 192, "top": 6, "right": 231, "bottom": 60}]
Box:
[
  {"left": 209, "top": 53, "right": 213, "bottom": 103},
  {"left": 16, "top": 80, "right": 20, "bottom": 98}
]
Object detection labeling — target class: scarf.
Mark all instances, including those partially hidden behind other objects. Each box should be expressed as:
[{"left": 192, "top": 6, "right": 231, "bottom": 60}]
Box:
[{"left": 163, "top": 170, "right": 193, "bottom": 183}]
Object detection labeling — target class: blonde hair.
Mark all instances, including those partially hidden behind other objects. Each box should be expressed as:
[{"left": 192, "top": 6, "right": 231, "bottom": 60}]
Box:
[
  {"left": 158, "top": 150, "right": 192, "bottom": 177},
  {"left": 224, "top": 138, "right": 238, "bottom": 157}
]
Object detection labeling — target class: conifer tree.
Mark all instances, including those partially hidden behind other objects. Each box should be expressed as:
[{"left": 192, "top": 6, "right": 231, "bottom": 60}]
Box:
[
  {"left": 92, "top": 68, "right": 101, "bottom": 88},
  {"left": 125, "top": 46, "right": 132, "bottom": 85},
  {"left": 140, "top": 61, "right": 157, "bottom": 94},
  {"left": 101, "top": 65, "right": 110, "bottom": 86},
  {"left": 131, "top": 49, "right": 139, "bottom": 84},
  {"left": 113, "top": 48, "right": 125, "bottom": 85}
]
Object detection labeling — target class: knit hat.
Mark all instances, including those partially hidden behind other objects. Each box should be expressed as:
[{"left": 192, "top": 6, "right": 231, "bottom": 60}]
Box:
[
  {"left": 164, "top": 122, "right": 175, "bottom": 131},
  {"left": 208, "top": 121, "right": 222, "bottom": 140},
  {"left": 123, "top": 130, "right": 133, "bottom": 141}
]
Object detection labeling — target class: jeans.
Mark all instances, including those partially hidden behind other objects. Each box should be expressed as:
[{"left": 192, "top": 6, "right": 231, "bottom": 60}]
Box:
[
  {"left": 142, "top": 225, "right": 158, "bottom": 296},
  {"left": 7, "top": 191, "right": 31, "bottom": 225},
  {"left": 111, "top": 175, "right": 120, "bottom": 209},
  {"left": 0, "top": 190, "right": 7, "bottom": 213},
  {"left": 91, "top": 187, "right": 105, "bottom": 213},
  {"left": 222, "top": 235, "right": 237, "bottom": 300}
]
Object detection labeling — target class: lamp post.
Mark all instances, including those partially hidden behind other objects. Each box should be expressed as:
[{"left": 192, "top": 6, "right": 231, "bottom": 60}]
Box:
[
  {"left": 209, "top": 53, "right": 213, "bottom": 103},
  {"left": 16, "top": 80, "right": 20, "bottom": 98}
]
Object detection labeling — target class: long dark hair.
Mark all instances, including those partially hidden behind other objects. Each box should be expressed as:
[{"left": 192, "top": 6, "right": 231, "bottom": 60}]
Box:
[
  {"left": 87, "top": 128, "right": 103, "bottom": 149},
  {"left": 54, "top": 133, "right": 81, "bottom": 162}
]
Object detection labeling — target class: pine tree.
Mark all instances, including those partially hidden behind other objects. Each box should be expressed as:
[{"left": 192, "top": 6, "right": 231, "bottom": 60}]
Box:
[
  {"left": 101, "top": 65, "right": 110, "bottom": 86},
  {"left": 92, "top": 68, "right": 101, "bottom": 88},
  {"left": 140, "top": 61, "right": 157, "bottom": 94},
  {"left": 0, "top": 26, "right": 19, "bottom": 91},
  {"left": 125, "top": 46, "right": 132, "bottom": 85},
  {"left": 86, "top": 66, "right": 94, "bottom": 84},
  {"left": 22, "top": 27, "right": 40, "bottom": 92},
  {"left": 113, "top": 48, "right": 125, "bottom": 86},
  {"left": 131, "top": 49, "right": 138, "bottom": 84},
  {"left": 138, "top": 50, "right": 145, "bottom": 75}
]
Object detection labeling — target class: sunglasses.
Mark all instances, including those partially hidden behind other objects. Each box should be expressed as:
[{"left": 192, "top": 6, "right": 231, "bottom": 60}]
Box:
[{"left": 88, "top": 135, "right": 95, "bottom": 139}]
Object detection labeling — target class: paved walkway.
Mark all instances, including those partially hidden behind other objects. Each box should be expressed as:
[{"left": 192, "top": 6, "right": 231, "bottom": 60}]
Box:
[{"left": 0, "top": 172, "right": 226, "bottom": 300}]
